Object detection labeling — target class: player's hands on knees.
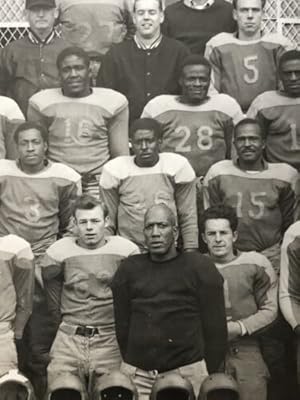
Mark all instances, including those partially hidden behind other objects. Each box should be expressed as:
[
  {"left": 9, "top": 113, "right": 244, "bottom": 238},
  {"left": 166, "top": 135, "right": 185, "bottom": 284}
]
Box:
[{"left": 227, "top": 321, "right": 242, "bottom": 341}]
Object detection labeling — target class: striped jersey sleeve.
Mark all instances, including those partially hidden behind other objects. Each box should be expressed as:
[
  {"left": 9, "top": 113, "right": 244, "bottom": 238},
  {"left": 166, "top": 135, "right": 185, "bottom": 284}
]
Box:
[
  {"left": 0, "top": 235, "right": 35, "bottom": 339},
  {"left": 0, "top": 96, "right": 25, "bottom": 159},
  {"left": 280, "top": 222, "right": 300, "bottom": 329}
]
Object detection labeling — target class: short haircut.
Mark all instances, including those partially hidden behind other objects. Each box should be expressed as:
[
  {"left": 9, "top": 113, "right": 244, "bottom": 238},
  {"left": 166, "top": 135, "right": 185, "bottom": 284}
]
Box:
[
  {"left": 56, "top": 46, "right": 90, "bottom": 70},
  {"left": 133, "top": 0, "right": 164, "bottom": 12},
  {"left": 199, "top": 205, "right": 238, "bottom": 233},
  {"left": 14, "top": 121, "right": 48, "bottom": 143},
  {"left": 144, "top": 203, "right": 177, "bottom": 227},
  {"left": 278, "top": 50, "right": 300, "bottom": 72},
  {"left": 130, "top": 118, "right": 163, "bottom": 140},
  {"left": 73, "top": 195, "right": 109, "bottom": 219},
  {"left": 232, "top": 0, "right": 266, "bottom": 9},
  {"left": 180, "top": 54, "right": 212, "bottom": 76},
  {"left": 233, "top": 117, "right": 265, "bottom": 140}
]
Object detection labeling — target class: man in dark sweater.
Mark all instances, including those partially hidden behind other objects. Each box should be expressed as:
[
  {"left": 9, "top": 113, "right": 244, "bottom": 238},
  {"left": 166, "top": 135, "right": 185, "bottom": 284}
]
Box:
[
  {"left": 162, "top": 0, "right": 236, "bottom": 55},
  {"left": 112, "top": 203, "right": 227, "bottom": 400},
  {"left": 97, "top": 0, "right": 189, "bottom": 123}
]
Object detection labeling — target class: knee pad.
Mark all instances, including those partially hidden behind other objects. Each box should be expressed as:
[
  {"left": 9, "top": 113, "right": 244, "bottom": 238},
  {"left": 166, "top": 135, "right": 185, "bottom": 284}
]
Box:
[
  {"left": 150, "top": 373, "right": 195, "bottom": 400},
  {"left": 0, "top": 369, "right": 35, "bottom": 400},
  {"left": 94, "top": 370, "right": 138, "bottom": 400}
]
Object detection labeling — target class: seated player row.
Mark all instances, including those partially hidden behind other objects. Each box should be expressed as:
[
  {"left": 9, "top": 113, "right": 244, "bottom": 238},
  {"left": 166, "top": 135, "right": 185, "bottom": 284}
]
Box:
[{"left": 2, "top": 188, "right": 300, "bottom": 400}]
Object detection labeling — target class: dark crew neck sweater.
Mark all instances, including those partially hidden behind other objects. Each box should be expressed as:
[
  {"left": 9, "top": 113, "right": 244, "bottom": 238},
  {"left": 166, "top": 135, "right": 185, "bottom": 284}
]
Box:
[{"left": 112, "top": 251, "right": 227, "bottom": 373}]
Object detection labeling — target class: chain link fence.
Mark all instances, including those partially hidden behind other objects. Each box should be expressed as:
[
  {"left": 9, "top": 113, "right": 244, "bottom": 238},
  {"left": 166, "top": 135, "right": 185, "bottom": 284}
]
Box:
[{"left": 0, "top": 0, "right": 299, "bottom": 48}]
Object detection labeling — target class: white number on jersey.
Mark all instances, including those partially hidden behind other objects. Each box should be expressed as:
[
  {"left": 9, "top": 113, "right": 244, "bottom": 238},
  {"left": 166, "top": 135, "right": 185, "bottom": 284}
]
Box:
[
  {"left": 64, "top": 118, "right": 93, "bottom": 144},
  {"left": 290, "top": 122, "right": 300, "bottom": 151},
  {"left": 243, "top": 55, "right": 259, "bottom": 84},
  {"left": 24, "top": 197, "right": 41, "bottom": 222},
  {"left": 175, "top": 126, "right": 213, "bottom": 152},
  {"left": 236, "top": 191, "right": 267, "bottom": 219}
]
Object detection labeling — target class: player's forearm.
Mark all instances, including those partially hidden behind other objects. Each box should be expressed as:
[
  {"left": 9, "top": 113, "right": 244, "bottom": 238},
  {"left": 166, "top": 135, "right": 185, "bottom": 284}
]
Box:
[
  {"left": 176, "top": 182, "right": 198, "bottom": 249},
  {"left": 99, "top": 187, "right": 119, "bottom": 233},
  {"left": 279, "top": 296, "right": 300, "bottom": 330},
  {"left": 242, "top": 283, "right": 278, "bottom": 334},
  {"left": 108, "top": 108, "right": 130, "bottom": 158}
]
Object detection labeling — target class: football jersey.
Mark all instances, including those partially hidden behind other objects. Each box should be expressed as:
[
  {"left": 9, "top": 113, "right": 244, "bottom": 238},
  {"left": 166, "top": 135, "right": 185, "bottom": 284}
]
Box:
[
  {"left": 204, "top": 159, "right": 298, "bottom": 252},
  {"left": 0, "top": 235, "right": 34, "bottom": 339},
  {"left": 248, "top": 91, "right": 300, "bottom": 171},
  {"left": 205, "top": 32, "right": 293, "bottom": 111},
  {"left": 27, "top": 88, "right": 129, "bottom": 175},
  {"left": 0, "top": 160, "right": 81, "bottom": 256},
  {"left": 100, "top": 153, "right": 198, "bottom": 250},
  {"left": 57, "top": 0, "right": 134, "bottom": 54},
  {"left": 142, "top": 94, "right": 244, "bottom": 177},
  {"left": 0, "top": 96, "right": 24, "bottom": 159},
  {"left": 215, "top": 251, "right": 277, "bottom": 334},
  {"left": 280, "top": 221, "right": 300, "bottom": 329},
  {"left": 41, "top": 235, "right": 139, "bottom": 326}
]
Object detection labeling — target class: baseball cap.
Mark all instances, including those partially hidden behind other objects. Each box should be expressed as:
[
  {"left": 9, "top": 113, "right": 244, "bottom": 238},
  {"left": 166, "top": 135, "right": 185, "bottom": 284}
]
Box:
[
  {"left": 150, "top": 373, "right": 195, "bottom": 400},
  {"left": 198, "top": 374, "right": 239, "bottom": 400},
  {"left": 25, "top": 0, "right": 56, "bottom": 9},
  {"left": 95, "top": 371, "right": 138, "bottom": 400}
]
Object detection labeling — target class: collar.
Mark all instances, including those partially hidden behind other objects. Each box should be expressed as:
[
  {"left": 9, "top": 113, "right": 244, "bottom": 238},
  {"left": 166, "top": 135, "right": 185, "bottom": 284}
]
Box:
[
  {"left": 235, "top": 157, "right": 268, "bottom": 172},
  {"left": 184, "top": 0, "right": 215, "bottom": 10},
  {"left": 28, "top": 28, "right": 57, "bottom": 45},
  {"left": 134, "top": 33, "right": 163, "bottom": 50},
  {"left": 17, "top": 158, "right": 49, "bottom": 173}
]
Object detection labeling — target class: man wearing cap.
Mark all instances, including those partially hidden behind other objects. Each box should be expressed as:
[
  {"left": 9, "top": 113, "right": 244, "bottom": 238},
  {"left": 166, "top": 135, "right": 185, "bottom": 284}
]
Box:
[{"left": 0, "top": 0, "right": 67, "bottom": 115}]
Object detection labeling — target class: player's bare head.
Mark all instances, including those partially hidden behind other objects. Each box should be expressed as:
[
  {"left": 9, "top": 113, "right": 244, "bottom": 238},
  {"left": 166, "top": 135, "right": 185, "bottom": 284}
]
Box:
[
  {"left": 180, "top": 55, "right": 212, "bottom": 78},
  {"left": 14, "top": 121, "right": 48, "bottom": 144},
  {"left": 278, "top": 50, "right": 300, "bottom": 97},
  {"left": 133, "top": 0, "right": 164, "bottom": 40},
  {"left": 232, "top": 0, "right": 266, "bottom": 10},
  {"left": 200, "top": 205, "right": 238, "bottom": 262},
  {"left": 57, "top": 47, "right": 91, "bottom": 98},
  {"left": 179, "top": 55, "right": 211, "bottom": 104},
  {"left": 234, "top": 118, "right": 265, "bottom": 140},
  {"left": 130, "top": 118, "right": 162, "bottom": 167},
  {"left": 200, "top": 205, "right": 238, "bottom": 234},
  {"left": 144, "top": 204, "right": 178, "bottom": 260},
  {"left": 130, "top": 118, "right": 163, "bottom": 141},
  {"left": 73, "top": 195, "right": 109, "bottom": 249},
  {"left": 73, "top": 195, "right": 109, "bottom": 220},
  {"left": 57, "top": 47, "right": 90, "bottom": 70},
  {"left": 14, "top": 122, "right": 48, "bottom": 173},
  {"left": 233, "top": 0, "right": 263, "bottom": 39},
  {"left": 234, "top": 118, "right": 265, "bottom": 168},
  {"left": 144, "top": 203, "right": 177, "bottom": 228},
  {"left": 133, "top": 0, "right": 164, "bottom": 12}
]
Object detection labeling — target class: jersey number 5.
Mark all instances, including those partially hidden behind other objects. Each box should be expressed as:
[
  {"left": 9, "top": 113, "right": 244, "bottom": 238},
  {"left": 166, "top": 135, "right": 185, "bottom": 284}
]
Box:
[{"left": 243, "top": 55, "right": 259, "bottom": 84}]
